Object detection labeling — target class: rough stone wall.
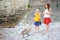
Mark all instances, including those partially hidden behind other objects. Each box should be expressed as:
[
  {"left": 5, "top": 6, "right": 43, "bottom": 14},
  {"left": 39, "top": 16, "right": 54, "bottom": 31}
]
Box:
[
  {"left": 29, "top": 0, "right": 47, "bottom": 6},
  {"left": 0, "top": 0, "right": 29, "bottom": 15}
]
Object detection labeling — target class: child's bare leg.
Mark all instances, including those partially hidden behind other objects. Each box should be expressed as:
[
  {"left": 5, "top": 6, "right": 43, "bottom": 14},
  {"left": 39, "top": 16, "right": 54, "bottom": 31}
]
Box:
[
  {"left": 35, "top": 26, "right": 39, "bottom": 32},
  {"left": 37, "top": 26, "right": 39, "bottom": 32},
  {"left": 46, "top": 24, "right": 49, "bottom": 32},
  {"left": 35, "top": 26, "right": 37, "bottom": 32}
]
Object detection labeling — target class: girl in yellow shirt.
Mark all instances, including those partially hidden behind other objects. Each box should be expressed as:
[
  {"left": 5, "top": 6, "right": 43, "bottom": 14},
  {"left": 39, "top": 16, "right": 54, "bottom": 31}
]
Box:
[{"left": 34, "top": 9, "right": 41, "bottom": 32}]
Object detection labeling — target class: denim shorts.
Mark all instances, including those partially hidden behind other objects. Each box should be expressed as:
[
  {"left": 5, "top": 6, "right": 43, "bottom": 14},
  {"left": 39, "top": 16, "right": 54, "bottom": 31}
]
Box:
[{"left": 34, "top": 22, "right": 41, "bottom": 26}]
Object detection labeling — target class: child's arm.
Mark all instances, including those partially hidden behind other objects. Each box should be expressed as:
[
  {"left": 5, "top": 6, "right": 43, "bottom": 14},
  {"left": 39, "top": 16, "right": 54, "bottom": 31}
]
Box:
[
  {"left": 46, "top": 13, "right": 51, "bottom": 15},
  {"left": 41, "top": 11, "right": 45, "bottom": 14},
  {"left": 33, "top": 13, "right": 36, "bottom": 17},
  {"left": 46, "top": 10, "right": 52, "bottom": 15},
  {"left": 49, "top": 10, "right": 52, "bottom": 15},
  {"left": 47, "top": 8, "right": 52, "bottom": 15},
  {"left": 44, "top": 9, "right": 52, "bottom": 15},
  {"left": 41, "top": 13, "right": 44, "bottom": 14}
]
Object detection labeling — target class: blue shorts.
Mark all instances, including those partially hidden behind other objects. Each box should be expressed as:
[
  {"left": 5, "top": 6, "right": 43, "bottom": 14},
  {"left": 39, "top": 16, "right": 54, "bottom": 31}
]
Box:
[{"left": 34, "top": 22, "right": 41, "bottom": 26}]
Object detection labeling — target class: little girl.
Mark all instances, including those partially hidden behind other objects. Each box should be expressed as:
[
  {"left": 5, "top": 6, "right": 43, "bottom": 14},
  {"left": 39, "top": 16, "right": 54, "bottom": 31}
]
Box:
[
  {"left": 34, "top": 9, "right": 41, "bottom": 32},
  {"left": 43, "top": 3, "right": 52, "bottom": 32}
]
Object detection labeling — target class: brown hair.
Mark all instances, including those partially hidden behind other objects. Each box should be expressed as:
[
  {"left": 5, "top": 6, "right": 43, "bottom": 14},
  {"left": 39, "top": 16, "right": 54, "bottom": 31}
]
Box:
[{"left": 45, "top": 3, "right": 50, "bottom": 11}]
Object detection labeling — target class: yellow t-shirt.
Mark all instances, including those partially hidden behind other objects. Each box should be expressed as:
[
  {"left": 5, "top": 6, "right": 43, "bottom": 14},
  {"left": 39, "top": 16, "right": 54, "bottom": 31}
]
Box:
[{"left": 34, "top": 12, "right": 41, "bottom": 22}]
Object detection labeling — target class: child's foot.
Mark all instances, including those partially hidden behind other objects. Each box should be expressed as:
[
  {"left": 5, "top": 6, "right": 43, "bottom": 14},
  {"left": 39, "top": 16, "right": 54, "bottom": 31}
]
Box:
[
  {"left": 35, "top": 30, "right": 40, "bottom": 33},
  {"left": 45, "top": 30, "right": 49, "bottom": 33}
]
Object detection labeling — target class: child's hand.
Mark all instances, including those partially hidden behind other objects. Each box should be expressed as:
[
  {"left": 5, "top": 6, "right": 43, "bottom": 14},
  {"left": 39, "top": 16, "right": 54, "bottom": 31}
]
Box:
[
  {"left": 46, "top": 13, "right": 50, "bottom": 15},
  {"left": 41, "top": 11, "right": 44, "bottom": 14}
]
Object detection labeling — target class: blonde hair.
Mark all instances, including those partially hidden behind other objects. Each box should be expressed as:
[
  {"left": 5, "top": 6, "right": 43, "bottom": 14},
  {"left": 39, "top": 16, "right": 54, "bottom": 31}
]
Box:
[{"left": 36, "top": 9, "right": 40, "bottom": 12}]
